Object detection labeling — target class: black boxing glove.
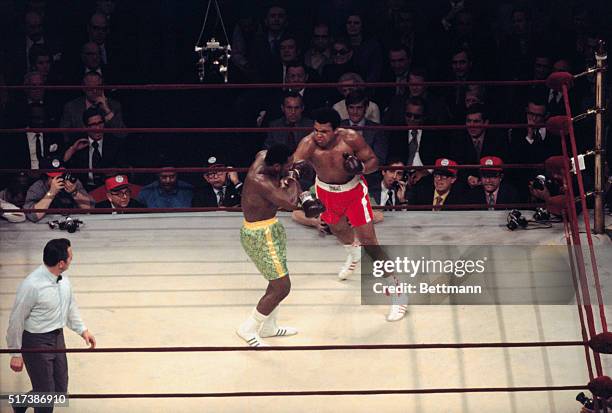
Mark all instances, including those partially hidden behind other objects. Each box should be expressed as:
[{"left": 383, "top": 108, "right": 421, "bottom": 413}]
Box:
[
  {"left": 342, "top": 153, "right": 364, "bottom": 174},
  {"left": 287, "top": 160, "right": 315, "bottom": 182},
  {"left": 299, "top": 191, "right": 326, "bottom": 218}
]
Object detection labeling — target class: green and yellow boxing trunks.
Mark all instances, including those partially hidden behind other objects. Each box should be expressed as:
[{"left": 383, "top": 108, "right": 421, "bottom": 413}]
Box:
[{"left": 240, "top": 217, "right": 288, "bottom": 280}]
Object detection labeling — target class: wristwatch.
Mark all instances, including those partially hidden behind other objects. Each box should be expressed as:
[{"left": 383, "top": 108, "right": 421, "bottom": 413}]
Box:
[{"left": 46, "top": 191, "right": 54, "bottom": 198}]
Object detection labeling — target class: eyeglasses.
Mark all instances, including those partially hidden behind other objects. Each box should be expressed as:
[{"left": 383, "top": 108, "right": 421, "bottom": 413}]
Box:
[
  {"left": 405, "top": 112, "right": 423, "bottom": 119},
  {"left": 110, "top": 188, "right": 130, "bottom": 197},
  {"left": 332, "top": 49, "right": 350, "bottom": 56}
]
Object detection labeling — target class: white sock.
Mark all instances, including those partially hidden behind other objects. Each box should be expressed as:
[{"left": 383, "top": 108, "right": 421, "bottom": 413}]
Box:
[
  {"left": 384, "top": 274, "right": 409, "bottom": 305},
  {"left": 343, "top": 242, "right": 361, "bottom": 262},
  {"left": 262, "top": 307, "right": 279, "bottom": 331},
  {"left": 240, "top": 308, "right": 269, "bottom": 334}
]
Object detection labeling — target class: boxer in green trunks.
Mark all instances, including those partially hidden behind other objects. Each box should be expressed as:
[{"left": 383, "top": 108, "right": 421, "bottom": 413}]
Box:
[{"left": 237, "top": 144, "right": 324, "bottom": 347}]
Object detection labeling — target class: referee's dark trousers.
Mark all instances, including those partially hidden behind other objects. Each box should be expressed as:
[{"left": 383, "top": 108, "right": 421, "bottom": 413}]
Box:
[{"left": 15, "top": 329, "right": 68, "bottom": 413}]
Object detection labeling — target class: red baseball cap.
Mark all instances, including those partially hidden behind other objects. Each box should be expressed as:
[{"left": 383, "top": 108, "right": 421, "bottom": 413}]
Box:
[
  {"left": 434, "top": 158, "right": 458, "bottom": 176},
  {"left": 105, "top": 175, "right": 129, "bottom": 191},
  {"left": 480, "top": 156, "right": 504, "bottom": 173}
]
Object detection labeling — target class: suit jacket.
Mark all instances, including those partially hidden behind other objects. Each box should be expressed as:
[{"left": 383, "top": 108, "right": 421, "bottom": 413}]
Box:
[
  {"left": 448, "top": 130, "right": 509, "bottom": 181},
  {"left": 64, "top": 135, "right": 128, "bottom": 190},
  {"left": 367, "top": 175, "right": 402, "bottom": 206},
  {"left": 192, "top": 181, "right": 242, "bottom": 207},
  {"left": 341, "top": 119, "right": 388, "bottom": 164},
  {"left": 466, "top": 183, "right": 520, "bottom": 207},
  {"left": 264, "top": 117, "right": 313, "bottom": 152},
  {"left": 387, "top": 129, "right": 446, "bottom": 166},
  {"left": 59, "top": 96, "right": 126, "bottom": 143},
  {"left": 507, "top": 128, "right": 562, "bottom": 201},
  {"left": 3, "top": 132, "right": 64, "bottom": 170}
]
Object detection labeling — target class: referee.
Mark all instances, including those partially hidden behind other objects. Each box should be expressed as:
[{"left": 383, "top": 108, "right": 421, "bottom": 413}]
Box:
[{"left": 6, "top": 238, "right": 96, "bottom": 413}]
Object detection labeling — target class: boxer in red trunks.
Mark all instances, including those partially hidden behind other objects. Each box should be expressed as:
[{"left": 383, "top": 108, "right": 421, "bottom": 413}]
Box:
[{"left": 292, "top": 108, "right": 407, "bottom": 321}]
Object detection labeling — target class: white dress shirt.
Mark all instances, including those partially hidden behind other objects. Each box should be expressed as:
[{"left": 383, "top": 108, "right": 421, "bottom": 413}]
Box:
[
  {"left": 6, "top": 265, "right": 86, "bottom": 356},
  {"left": 26, "top": 132, "right": 43, "bottom": 169}
]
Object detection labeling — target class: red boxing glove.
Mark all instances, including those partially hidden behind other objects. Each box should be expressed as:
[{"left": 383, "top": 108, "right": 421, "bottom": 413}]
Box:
[{"left": 342, "top": 153, "right": 364, "bottom": 174}]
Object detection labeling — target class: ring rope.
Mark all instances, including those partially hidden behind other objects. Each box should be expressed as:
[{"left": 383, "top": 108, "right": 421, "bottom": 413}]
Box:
[
  {"left": 0, "top": 79, "right": 548, "bottom": 91},
  {"left": 0, "top": 340, "right": 584, "bottom": 354}
]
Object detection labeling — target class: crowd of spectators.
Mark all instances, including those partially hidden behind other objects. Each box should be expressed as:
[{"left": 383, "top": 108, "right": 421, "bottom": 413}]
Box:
[{"left": 0, "top": 0, "right": 610, "bottom": 221}]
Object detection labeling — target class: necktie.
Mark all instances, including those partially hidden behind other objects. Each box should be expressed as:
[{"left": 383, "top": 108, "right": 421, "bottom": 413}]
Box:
[
  {"left": 473, "top": 137, "right": 482, "bottom": 159},
  {"left": 533, "top": 129, "right": 542, "bottom": 143},
  {"left": 385, "top": 189, "right": 394, "bottom": 206},
  {"left": 218, "top": 187, "right": 225, "bottom": 206},
  {"left": 407, "top": 131, "right": 419, "bottom": 165},
  {"left": 91, "top": 141, "right": 102, "bottom": 168},
  {"left": 487, "top": 193, "right": 495, "bottom": 210},
  {"left": 434, "top": 195, "right": 443, "bottom": 211},
  {"left": 35, "top": 133, "right": 43, "bottom": 161}
]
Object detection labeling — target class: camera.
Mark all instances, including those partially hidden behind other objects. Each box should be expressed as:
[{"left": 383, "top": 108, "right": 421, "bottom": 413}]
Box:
[
  {"left": 576, "top": 392, "right": 594, "bottom": 409},
  {"left": 533, "top": 207, "right": 551, "bottom": 221},
  {"left": 506, "top": 209, "right": 528, "bottom": 231},
  {"left": 48, "top": 216, "right": 83, "bottom": 233},
  {"left": 532, "top": 174, "right": 560, "bottom": 195},
  {"left": 60, "top": 172, "right": 77, "bottom": 184}
]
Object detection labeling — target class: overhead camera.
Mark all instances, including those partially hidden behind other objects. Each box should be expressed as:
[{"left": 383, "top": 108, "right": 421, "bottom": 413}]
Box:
[
  {"left": 48, "top": 216, "right": 83, "bottom": 233},
  {"left": 506, "top": 209, "right": 528, "bottom": 231},
  {"left": 195, "top": 38, "right": 231, "bottom": 83}
]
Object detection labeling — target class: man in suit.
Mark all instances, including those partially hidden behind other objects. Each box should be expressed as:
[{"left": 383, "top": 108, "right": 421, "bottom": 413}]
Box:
[
  {"left": 259, "top": 61, "right": 326, "bottom": 123},
  {"left": 96, "top": 174, "right": 143, "bottom": 210},
  {"left": 62, "top": 106, "right": 127, "bottom": 191},
  {"left": 467, "top": 156, "right": 519, "bottom": 209},
  {"left": 4, "top": 103, "right": 64, "bottom": 175},
  {"left": 368, "top": 159, "right": 407, "bottom": 208},
  {"left": 4, "top": 71, "right": 60, "bottom": 128},
  {"left": 192, "top": 156, "right": 243, "bottom": 208},
  {"left": 449, "top": 103, "right": 508, "bottom": 189},
  {"left": 376, "top": 45, "right": 411, "bottom": 111},
  {"left": 248, "top": 4, "right": 288, "bottom": 82},
  {"left": 508, "top": 98, "right": 561, "bottom": 200},
  {"left": 264, "top": 92, "right": 313, "bottom": 152},
  {"left": 340, "top": 89, "right": 387, "bottom": 164},
  {"left": 387, "top": 96, "right": 446, "bottom": 187},
  {"left": 59, "top": 71, "right": 126, "bottom": 144},
  {"left": 411, "top": 158, "right": 467, "bottom": 209}
]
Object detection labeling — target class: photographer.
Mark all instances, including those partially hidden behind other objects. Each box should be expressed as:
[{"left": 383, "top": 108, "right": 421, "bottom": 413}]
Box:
[{"left": 23, "top": 158, "right": 94, "bottom": 222}]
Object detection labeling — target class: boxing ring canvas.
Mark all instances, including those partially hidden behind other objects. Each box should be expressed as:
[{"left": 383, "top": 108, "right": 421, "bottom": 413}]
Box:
[{"left": 1, "top": 211, "right": 611, "bottom": 412}]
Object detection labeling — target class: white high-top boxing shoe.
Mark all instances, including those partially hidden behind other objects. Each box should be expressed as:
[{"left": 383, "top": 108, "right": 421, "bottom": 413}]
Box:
[
  {"left": 338, "top": 243, "right": 361, "bottom": 280},
  {"left": 259, "top": 307, "right": 298, "bottom": 338},
  {"left": 386, "top": 304, "right": 408, "bottom": 322}
]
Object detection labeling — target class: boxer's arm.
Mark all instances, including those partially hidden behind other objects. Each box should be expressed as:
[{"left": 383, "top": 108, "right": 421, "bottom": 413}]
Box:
[
  {"left": 259, "top": 176, "right": 301, "bottom": 210},
  {"left": 343, "top": 129, "right": 378, "bottom": 174}
]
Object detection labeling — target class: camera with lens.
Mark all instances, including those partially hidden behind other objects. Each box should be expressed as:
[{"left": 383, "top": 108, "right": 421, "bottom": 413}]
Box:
[
  {"left": 48, "top": 216, "right": 83, "bottom": 233},
  {"left": 532, "top": 174, "right": 560, "bottom": 195},
  {"left": 576, "top": 392, "right": 594, "bottom": 409},
  {"left": 60, "top": 172, "right": 78, "bottom": 184},
  {"left": 533, "top": 207, "right": 551, "bottom": 221},
  {"left": 506, "top": 209, "right": 528, "bottom": 231}
]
